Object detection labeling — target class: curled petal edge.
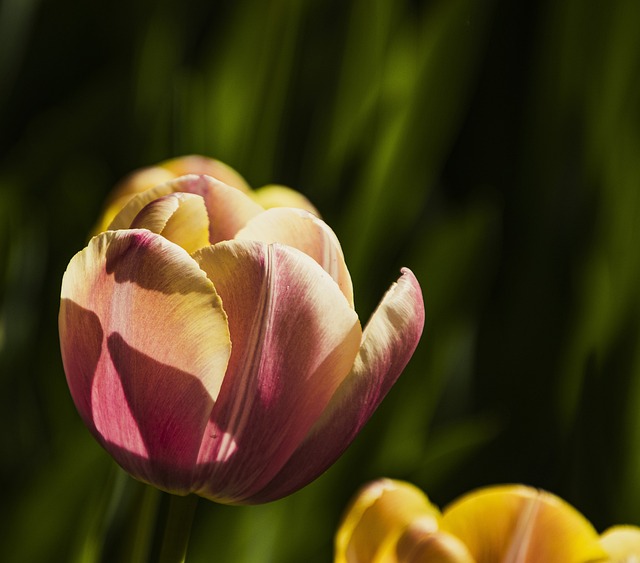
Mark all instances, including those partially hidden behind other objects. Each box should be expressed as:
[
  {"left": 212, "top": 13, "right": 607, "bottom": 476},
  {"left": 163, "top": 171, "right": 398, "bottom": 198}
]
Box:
[{"left": 249, "top": 268, "right": 424, "bottom": 503}]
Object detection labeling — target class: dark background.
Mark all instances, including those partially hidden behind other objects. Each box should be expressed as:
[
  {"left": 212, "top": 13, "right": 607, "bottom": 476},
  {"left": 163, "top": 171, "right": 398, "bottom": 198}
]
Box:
[{"left": 2, "top": 0, "right": 640, "bottom": 561}]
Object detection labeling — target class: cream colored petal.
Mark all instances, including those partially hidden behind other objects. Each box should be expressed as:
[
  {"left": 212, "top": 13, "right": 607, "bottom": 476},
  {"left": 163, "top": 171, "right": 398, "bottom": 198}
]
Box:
[
  {"left": 160, "top": 154, "right": 251, "bottom": 192},
  {"left": 93, "top": 167, "right": 176, "bottom": 234},
  {"left": 130, "top": 192, "right": 210, "bottom": 254},
  {"left": 600, "top": 525, "right": 640, "bottom": 561},
  {"left": 335, "top": 479, "right": 441, "bottom": 563},
  {"left": 441, "top": 485, "right": 607, "bottom": 563},
  {"left": 235, "top": 207, "right": 354, "bottom": 306},
  {"left": 252, "top": 184, "right": 320, "bottom": 216}
]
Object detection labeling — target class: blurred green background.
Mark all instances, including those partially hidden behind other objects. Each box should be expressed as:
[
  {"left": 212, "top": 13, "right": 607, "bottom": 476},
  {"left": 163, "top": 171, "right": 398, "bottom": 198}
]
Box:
[{"left": 2, "top": 0, "right": 640, "bottom": 561}]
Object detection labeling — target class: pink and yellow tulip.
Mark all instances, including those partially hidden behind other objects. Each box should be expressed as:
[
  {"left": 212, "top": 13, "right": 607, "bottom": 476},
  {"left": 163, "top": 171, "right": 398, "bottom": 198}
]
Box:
[
  {"left": 59, "top": 157, "right": 424, "bottom": 504},
  {"left": 336, "top": 479, "right": 640, "bottom": 562}
]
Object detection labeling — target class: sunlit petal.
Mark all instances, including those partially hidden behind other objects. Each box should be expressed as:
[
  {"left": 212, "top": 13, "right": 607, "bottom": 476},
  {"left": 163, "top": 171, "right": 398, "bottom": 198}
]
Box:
[
  {"left": 59, "top": 230, "right": 231, "bottom": 492},
  {"left": 396, "top": 524, "right": 475, "bottom": 563},
  {"left": 235, "top": 207, "right": 354, "bottom": 306},
  {"left": 252, "top": 268, "right": 424, "bottom": 502},
  {"left": 252, "top": 184, "right": 320, "bottom": 215},
  {"left": 130, "top": 192, "right": 210, "bottom": 254},
  {"left": 109, "top": 174, "right": 263, "bottom": 242},
  {"left": 193, "top": 240, "right": 362, "bottom": 503},
  {"left": 335, "top": 479, "right": 441, "bottom": 563},
  {"left": 600, "top": 525, "right": 640, "bottom": 562},
  {"left": 441, "top": 485, "right": 607, "bottom": 563},
  {"left": 160, "top": 154, "right": 251, "bottom": 192}
]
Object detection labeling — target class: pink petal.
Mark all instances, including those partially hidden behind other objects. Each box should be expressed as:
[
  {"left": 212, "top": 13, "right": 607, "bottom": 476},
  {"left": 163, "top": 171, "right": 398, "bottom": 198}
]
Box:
[
  {"left": 59, "top": 230, "right": 231, "bottom": 493},
  {"left": 235, "top": 207, "right": 354, "bottom": 306},
  {"left": 192, "top": 240, "right": 362, "bottom": 503},
  {"left": 109, "top": 174, "right": 263, "bottom": 243},
  {"left": 251, "top": 268, "right": 424, "bottom": 503}
]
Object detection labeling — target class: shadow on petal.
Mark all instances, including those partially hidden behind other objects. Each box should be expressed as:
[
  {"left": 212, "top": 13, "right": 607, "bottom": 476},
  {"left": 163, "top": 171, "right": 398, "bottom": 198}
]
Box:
[
  {"left": 59, "top": 299, "right": 104, "bottom": 432},
  {"left": 96, "top": 332, "right": 215, "bottom": 493},
  {"left": 103, "top": 230, "right": 210, "bottom": 295}
]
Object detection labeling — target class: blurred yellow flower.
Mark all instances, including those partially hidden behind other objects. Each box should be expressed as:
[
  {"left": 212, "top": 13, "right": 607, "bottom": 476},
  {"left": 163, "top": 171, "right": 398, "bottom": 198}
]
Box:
[{"left": 336, "top": 479, "right": 640, "bottom": 563}]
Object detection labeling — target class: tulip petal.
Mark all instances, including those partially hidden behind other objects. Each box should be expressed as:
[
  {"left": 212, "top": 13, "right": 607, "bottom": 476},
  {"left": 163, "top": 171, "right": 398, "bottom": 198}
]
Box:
[
  {"left": 192, "top": 240, "right": 362, "bottom": 503},
  {"left": 160, "top": 155, "right": 251, "bottom": 192},
  {"left": 235, "top": 207, "right": 354, "bottom": 306},
  {"left": 252, "top": 184, "right": 320, "bottom": 215},
  {"left": 441, "top": 485, "right": 607, "bottom": 563},
  {"left": 335, "top": 479, "right": 441, "bottom": 563},
  {"left": 59, "top": 230, "right": 231, "bottom": 492},
  {"left": 600, "top": 525, "right": 640, "bottom": 560},
  {"left": 130, "top": 192, "right": 211, "bottom": 254},
  {"left": 252, "top": 268, "right": 424, "bottom": 503},
  {"left": 109, "top": 174, "right": 263, "bottom": 243},
  {"left": 396, "top": 525, "right": 475, "bottom": 563}
]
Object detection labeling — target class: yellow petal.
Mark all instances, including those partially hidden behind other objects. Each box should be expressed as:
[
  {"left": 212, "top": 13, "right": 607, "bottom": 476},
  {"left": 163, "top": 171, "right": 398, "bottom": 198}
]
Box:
[
  {"left": 441, "top": 485, "right": 607, "bottom": 563},
  {"left": 109, "top": 174, "right": 263, "bottom": 243},
  {"left": 130, "top": 192, "right": 210, "bottom": 254},
  {"left": 600, "top": 525, "right": 640, "bottom": 561},
  {"left": 335, "top": 479, "right": 441, "bottom": 563},
  {"left": 93, "top": 155, "right": 251, "bottom": 234},
  {"left": 252, "top": 184, "right": 320, "bottom": 216},
  {"left": 93, "top": 167, "right": 176, "bottom": 234},
  {"left": 396, "top": 524, "right": 475, "bottom": 563}
]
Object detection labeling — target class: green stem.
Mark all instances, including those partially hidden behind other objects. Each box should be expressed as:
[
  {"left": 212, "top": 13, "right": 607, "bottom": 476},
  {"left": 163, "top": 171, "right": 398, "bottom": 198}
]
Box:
[
  {"left": 158, "top": 494, "right": 199, "bottom": 563},
  {"left": 128, "top": 484, "right": 161, "bottom": 563}
]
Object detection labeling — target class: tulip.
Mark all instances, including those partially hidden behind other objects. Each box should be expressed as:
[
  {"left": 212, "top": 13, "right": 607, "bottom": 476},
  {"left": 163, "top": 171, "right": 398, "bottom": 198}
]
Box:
[
  {"left": 59, "top": 165, "right": 424, "bottom": 505},
  {"left": 93, "top": 154, "right": 319, "bottom": 233},
  {"left": 336, "top": 479, "right": 640, "bottom": 562}
]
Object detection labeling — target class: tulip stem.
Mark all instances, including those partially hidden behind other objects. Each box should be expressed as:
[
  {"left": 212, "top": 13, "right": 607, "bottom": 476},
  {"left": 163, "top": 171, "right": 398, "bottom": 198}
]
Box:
[{"left": 158, "top": 493, "right": 199, "bottom": 563}]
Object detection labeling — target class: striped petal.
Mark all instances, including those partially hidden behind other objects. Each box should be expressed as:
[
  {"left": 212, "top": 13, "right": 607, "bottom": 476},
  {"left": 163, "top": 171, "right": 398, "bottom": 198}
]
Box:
[
  {"left": 235, "top": 207, "right": 354, "bottom": 306},
  {"left": 252, "top": 269, "right": 424, "bottom": 503},
  {"left": 109, "top": 174, "right": 263, "bottom": 243},
  {"left": 59, "top": 230, "right": 231, "bottom": 493},
  {"left": 252, "top": 184, "right": 320, "bottom": 215},
  {"left": 130, "top": 192, "right": 210, "bottom": 254},
  {"left": 192, "top": 240, "right": 362, "bottom": 503},
  {"left": 441, "top": 485, "right": 607, "bottom": 563},
  {"left": 335, "top": 479, "right": 441, "bottom": 563}
]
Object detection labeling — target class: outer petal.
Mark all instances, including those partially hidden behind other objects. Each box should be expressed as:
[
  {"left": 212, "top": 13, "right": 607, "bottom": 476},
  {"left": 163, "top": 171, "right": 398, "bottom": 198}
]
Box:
[
  {"left": 192, "top": 240, "right": 362, "bottom": 503},
  {"left": 235, "top": 207, "right": 354, "bottom": 306},
  {"left": 396, "top": 525, "right": 475, "bottom": 563},
  {"left": 130, "top": 192, "right": 210, "bottom": 254},
  {"left": 441, "top": 485, "right": 607, "bottom": 563},
  {"left": 252, "top": 268, "right": 424, "bottom": 503},
  {"left": 59, "top": 230, "right": 231, "bottom": 493},
  {"left": 600, "top": 525, "right": 640, "bottom": 560},
  {"left": 252, "top": 184, "right": 320, "bottom": 215},
  {"left": 335, "top": 479, "right": 441, "bottom": 563},
  {"left": 160, "top": 155, "right": 251, "bottom": 192},
  {"left": 109, "top": 174, "right": 263, "bottom": 243}
]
